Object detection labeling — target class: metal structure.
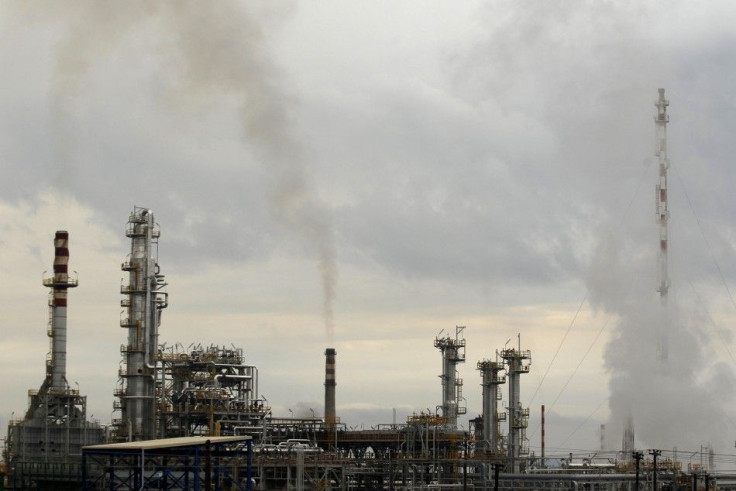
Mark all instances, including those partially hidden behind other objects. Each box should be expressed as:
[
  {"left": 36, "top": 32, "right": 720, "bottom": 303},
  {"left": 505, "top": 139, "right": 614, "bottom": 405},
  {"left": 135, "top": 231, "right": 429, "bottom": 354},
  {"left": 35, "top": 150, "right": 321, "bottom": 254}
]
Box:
[
  {"left": 114, "top": 207, "right": 169, "bottom": 441},
  {"left": 500, "top": 336, "right": 531, "bottom": 473},
  {"left": 477, "top": 357, "right": 506, "bottom": 454},
  {"left": 655, "top": 88, "right": 671, "bottom": 362},
  {"left": 5, "top": 231, "right": 104, "bottom": 488},
  {"left": 434, "top": 326, "right": 467, "bottom": 429},
  {"left": 157, "top": 344, "right": 268, "bottom": 438},
  {"left": 82, "top": 436, "right": 253, "bottom": 490}
]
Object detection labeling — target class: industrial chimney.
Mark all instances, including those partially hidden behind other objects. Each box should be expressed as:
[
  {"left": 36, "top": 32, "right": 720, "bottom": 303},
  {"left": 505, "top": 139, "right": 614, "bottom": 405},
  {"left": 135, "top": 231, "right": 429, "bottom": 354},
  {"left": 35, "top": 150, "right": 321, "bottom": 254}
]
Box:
[
  {"left": 6, "top": 231, "right": 104, "bottom": 466},
  {"left": 324, "top": 348, "right": 337, "bottom": 426},
  {"left": 44, "top": 230, "right": 78, "bottom": 389}
]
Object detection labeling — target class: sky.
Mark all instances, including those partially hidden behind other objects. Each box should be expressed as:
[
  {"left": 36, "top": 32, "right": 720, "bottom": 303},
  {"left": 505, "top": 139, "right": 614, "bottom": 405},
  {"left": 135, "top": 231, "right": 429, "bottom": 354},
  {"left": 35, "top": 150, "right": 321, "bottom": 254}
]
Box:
[{"left": 2, "top": 0, "right": 736, "bottom": 463}]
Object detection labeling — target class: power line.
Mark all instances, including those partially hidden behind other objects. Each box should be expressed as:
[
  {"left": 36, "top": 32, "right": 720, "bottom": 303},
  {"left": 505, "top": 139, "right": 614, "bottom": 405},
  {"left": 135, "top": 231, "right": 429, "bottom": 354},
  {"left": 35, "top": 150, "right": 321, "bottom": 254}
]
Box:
[
  {"left": 557, "top": 397, "right": 606, "bottom": 448},
  {"left": 527, "top": 163, "right": 649, "bottom": 421},
  {"left": 674, "top": 164, "right": 736, "bottom": 367},
  {"left": 528, "top": 314, "right": 613, "bottom": 440}
]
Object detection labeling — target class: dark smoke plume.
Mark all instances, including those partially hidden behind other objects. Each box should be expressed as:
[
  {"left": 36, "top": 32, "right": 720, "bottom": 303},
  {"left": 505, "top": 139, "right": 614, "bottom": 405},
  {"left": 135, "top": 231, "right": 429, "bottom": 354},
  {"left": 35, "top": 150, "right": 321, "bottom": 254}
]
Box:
[{"left": 29, "top": 1, "right": 338, "bottom": 341}]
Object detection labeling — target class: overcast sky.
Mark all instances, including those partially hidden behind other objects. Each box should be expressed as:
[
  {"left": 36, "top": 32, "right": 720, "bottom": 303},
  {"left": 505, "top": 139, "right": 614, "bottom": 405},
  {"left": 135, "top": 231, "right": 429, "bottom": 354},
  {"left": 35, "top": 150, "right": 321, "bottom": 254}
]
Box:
[{"left": 2, "top": 1, "right": 736, "bottom": 461}]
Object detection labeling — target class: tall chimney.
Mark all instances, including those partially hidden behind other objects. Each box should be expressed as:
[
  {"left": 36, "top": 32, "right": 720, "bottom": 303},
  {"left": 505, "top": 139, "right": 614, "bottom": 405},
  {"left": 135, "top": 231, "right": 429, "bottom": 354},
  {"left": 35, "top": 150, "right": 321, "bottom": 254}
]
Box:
[
  {"left": 324, "top": 348, "right": 337, "bottom": 426},
  {"left": 43, "top": 231, "right": 78, "bottom": 389}
]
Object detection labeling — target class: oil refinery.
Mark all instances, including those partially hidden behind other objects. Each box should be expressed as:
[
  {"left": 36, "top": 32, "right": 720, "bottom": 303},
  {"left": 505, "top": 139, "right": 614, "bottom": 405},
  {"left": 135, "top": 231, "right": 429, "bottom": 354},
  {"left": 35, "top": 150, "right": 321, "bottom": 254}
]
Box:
[{"left": 1, "top": 90, "right": 732, "bottom": 490}]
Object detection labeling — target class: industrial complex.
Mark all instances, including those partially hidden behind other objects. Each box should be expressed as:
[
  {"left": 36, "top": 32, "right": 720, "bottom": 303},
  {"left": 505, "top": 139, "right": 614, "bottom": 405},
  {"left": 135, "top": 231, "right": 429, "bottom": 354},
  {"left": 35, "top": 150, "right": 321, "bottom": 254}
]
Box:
[{"left": 1, "top": 91, "right": 731, "bottom": 489}]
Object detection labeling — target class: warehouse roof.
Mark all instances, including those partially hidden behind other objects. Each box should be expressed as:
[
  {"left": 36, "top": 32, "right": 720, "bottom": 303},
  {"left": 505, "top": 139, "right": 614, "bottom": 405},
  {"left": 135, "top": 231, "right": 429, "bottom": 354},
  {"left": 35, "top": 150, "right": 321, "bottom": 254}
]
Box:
[{"left": 83, "top": 435, "right": 250, "bottom": 452}]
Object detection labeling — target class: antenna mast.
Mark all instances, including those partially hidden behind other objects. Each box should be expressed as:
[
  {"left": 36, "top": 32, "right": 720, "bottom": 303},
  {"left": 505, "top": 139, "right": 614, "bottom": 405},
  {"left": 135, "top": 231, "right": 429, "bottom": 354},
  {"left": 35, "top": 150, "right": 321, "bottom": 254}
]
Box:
[{"left": 655, "top": 88, "right": 670, "bottom": 361}]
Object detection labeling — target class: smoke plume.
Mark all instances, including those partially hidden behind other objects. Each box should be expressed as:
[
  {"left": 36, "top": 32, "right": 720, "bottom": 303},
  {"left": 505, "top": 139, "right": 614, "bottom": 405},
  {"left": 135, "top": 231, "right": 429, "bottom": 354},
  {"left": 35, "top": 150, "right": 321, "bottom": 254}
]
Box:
[
  {"left": 34, "top": 1, "right": 338, "bottom": 341},
  {"left": 588, "top": 228, "right": 736, "bottom": 455}
]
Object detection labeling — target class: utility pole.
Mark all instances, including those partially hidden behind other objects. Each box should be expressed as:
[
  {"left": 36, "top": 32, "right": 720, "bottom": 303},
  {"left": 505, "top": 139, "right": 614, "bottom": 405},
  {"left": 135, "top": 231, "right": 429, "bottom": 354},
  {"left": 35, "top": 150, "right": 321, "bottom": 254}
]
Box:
[
  {"left": 632, "top": 451, "right": 644, "bottom": 491},
  {"left": 650, "top": 449, "right": 662, "bottom": 490},
  {"left": 692, "top": 471, "right": 698, "bottom": 491}
]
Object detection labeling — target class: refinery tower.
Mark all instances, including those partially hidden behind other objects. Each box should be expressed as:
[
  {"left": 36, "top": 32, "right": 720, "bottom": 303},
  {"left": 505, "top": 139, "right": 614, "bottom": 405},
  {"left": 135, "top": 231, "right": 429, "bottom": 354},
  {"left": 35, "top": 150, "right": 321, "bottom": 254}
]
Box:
[{"left": 113, "top": 207, "right": 168, "bottom": 441}]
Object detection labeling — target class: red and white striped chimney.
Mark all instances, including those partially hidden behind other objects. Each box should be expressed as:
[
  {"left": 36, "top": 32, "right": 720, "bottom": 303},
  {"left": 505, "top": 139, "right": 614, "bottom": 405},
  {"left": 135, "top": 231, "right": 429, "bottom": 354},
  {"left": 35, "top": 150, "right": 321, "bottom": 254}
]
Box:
[{"left": 44, "top": 231, "right": 78, "bottom": 389}]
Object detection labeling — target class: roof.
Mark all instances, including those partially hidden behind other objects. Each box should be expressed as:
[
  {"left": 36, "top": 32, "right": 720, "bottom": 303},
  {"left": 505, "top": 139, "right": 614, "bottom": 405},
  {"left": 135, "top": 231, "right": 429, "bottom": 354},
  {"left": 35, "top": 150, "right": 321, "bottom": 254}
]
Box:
[{"left": 83, "top": 435, "right": 251, "bottom": 452}]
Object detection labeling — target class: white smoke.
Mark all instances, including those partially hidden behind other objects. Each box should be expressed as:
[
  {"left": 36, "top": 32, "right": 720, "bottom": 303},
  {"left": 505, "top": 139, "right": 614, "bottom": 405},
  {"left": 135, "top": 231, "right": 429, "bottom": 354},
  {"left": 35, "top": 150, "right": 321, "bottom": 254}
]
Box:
[{"left": 588, "top": 227, "right": 736, "bottom": 454}]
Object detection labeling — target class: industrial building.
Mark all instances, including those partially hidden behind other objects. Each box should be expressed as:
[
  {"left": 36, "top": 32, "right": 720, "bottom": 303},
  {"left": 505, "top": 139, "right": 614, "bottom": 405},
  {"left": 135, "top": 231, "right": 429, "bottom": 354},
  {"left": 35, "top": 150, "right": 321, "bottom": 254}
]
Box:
[{"left": 4, "top": 91, "right": 732, "bottom": 489}]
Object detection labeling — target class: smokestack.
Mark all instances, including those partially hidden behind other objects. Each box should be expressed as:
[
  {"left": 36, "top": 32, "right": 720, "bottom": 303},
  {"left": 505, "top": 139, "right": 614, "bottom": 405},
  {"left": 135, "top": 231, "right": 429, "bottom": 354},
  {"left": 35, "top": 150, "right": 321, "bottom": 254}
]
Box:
[
  {"left": 43, "top": 230, "right": 78, "bottom": 389},
  {"left": 541, "top": 405, "right": 545, "bottom": 465},
  {"left": 600, "top": 423, "right": 606, "bottom": 451},
  {"left": 324, "top": 348, "right": 336, "bottom": 426}
]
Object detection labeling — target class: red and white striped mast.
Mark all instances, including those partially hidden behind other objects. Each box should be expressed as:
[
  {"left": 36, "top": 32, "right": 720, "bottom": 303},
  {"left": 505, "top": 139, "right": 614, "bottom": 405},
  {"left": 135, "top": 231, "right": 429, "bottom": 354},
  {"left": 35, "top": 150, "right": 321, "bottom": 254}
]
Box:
[{"left": 655, "top": 88, "right": 670, "bottom": 361}]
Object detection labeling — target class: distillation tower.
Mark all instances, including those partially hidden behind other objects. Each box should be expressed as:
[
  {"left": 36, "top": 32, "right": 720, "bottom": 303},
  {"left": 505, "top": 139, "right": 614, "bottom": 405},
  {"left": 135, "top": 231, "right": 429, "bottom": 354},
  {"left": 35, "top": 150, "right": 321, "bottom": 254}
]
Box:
[
  {"left": 6, "top": 232, "right": 103, "bottom": 467},
  {"left": 655, "top": 88, "right": 671, "bottom": 362},
  {"left": 477, "top": 356, "right": 506, "bottom": 453},
  {"left": 500, "top": 337, "right": 531, "bottom": 473},
  {"left": 114, "top": 207, "right": 168, "bottom": 441},
  {"left": 434, "top": 326, "right": 467, "bottom": 428}
]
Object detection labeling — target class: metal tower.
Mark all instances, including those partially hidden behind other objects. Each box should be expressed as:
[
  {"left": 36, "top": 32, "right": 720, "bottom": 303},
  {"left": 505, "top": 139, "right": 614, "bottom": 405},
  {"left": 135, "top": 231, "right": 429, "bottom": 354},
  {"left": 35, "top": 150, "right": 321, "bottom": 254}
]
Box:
[
  {"left": 655, "top": 88, "right": 671, "bottom": 361},
  {"left": 477, "top": 356, "right": 506, "bottom": 453},
  {"left": 114, "top": 207, "right": 168, "bottom": 441},
  {"left": 500, "top": 336, "right": 531, "bottom": 473},
  {"left": 434, "top": 326, "right": 467, "bottom": 428}
]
